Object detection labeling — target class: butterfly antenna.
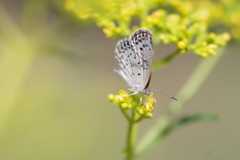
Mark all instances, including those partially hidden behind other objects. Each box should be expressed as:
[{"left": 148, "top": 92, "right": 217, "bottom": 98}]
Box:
[{"left": 150, "top": 88, "right": 177, "bottom": 101}]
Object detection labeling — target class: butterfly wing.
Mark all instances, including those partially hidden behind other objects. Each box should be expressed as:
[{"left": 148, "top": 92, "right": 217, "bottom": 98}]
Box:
[
  {"left": 114, "top": 38, "right": 138, "bottom": 89},
  {"left": 129, "top": 29, "right": 153, "bottom": 90},
  {"left": 115, "top": 29, "right": 153, "bottom": 94}
]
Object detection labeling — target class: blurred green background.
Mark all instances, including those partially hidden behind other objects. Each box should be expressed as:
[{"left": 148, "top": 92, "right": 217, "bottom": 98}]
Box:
[{"left": 0, "top": 0, "right": 239, "bottom": 160}]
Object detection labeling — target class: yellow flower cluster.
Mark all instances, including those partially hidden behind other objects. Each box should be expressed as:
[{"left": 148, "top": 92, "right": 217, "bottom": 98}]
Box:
[
  {"left": 108, "top": 90, "right": 156, "bottom": 118},
  {"left": 136, "top": 96, "right": 156, "bottom": 118},
  {"left": 145, "top": 9, "right": 231, "bottom": 57},
  {"left": 65, "top": 0, "right": 240, "bottom": 57}
]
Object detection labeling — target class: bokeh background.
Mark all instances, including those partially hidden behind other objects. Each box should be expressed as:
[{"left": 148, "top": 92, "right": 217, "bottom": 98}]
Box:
[{"left": 0, "top": 0, "right": 239, "bottom": 160}]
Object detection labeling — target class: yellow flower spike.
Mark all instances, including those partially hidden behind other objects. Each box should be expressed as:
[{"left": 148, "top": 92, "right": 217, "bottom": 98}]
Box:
[
  {"left": 65, "top": 0, "right": 91, "bottom": 20},
  {"left": 108, "top": 94, "right": 115, "bottom": 101},
  {"left": 170, "top": 36, "right": 178, "bottom": 42},
  {"left": 151, "top": 9, "right": 165, "bottom": 19},
  {"left": 222, "top": 32, "right": 231, "bottom": 41},
  {"left": 121, "top": 103, "right": 128, "bottom": 109},
  {"left": 170, "top": 0, "right": 180, "bottom": 7},
  {"left": 201, "top": 41, "right": 207, "bottom": 47},
  {"left": 115, "top": 95, "right": 124, "bottom": 102},
  {"left": 201, "top": 52, "right": 208, "bottom": 58},
  {"left": 115, "top": 27, "right": 121, "bottom": 34},
  {"left": 145, "top": 112, "right": 153, "bottom": 118},
  {"left": 143, "top": 102, "right": 153, "bottom": 112},
  {"left": 120, "top": 8, "right": 133, "bottom": 17},
  {"left": 65, "top": 0, "right": 74, "bottom": 10},
  {"left": 102, "top": 21, "right": 117, "bottom": 37},
  {"left": 118, "top": 90, "right": 130, "bottom": 102},
  {"left": 209, "top": 33, "right": 216, "bottom": 40},
  {"left": 159, "top": 34, "right": 166, "bottom": 41},
  {"left": 179, "top": 2, "right": 193, "bottom": 15},
  {"left": 92, "top": 13, "right": 100, "bottom": 18},
  {"left": 167, "top": 14, "right": 180, "bottom": 24},
  {"left": 207, "top": 49, "right": 217, "bottom": 56},
  {"left": 208, "top": 44, "right": 218, "bottom": 49},
  {"left": 76, "top": 12, "right": 90, "bottom": 20},
  {"left": 120, "top": 2, "right": 137, "bottom": 17},
  {"left": 127, "top": 104, "right": 132, "bottom": 109},
  {"left": 180, "top": 49, "right": 186, "bottom": 54},
  {"left": 137, "top": 108, "right": 145, "bottom": 115},
  {"left": 180, "top": 25, "right": 187, "bottom": 32},
  {"left": 181, "top": 18, "right": 190, "bottom": 26},
  {"left": 146, "top": 16, "right": 154, "bottom": 23},
  {"left": 177, "top": 41, "right": 187, "bottom": 50},
  {"left": 152, "top": 18, "right": 159, "bottom": 25},
  {"left": 196, "top": 9, "right": 210, "bottom": 22},
  {"left": 192, "top": 23, "right": 200, "bottom": 31},
  {"left": 103, "top": 28, "right": 114, "bottom": 37},
  {"left": 105, "top": 22, "right": 116, "bottom": 30},
  {"left": 118, "top": 90, "right": 128, "bottom": 96},
  {"left": 98, "top": 19, "right": 110, "bottom": 27},
  {"left": 148, "top": 97, "right": 156, "bottom": 105},
  {"left": 182, "top": 38, "right": 188, "bottom": 43},
  {"left": 151, "top": 0, "right": 164, "bottom": 2}
]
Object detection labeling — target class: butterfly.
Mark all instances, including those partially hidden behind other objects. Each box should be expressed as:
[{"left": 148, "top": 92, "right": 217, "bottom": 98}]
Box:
[
  {"left": 114, "top": 29, "right": 177, "bottom": 100},
  {"left": 114, "top": 29, "right": 153, "bottom": 97}
]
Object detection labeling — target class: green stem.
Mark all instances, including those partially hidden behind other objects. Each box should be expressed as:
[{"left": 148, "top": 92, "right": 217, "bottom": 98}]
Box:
[
  {"left": 125, "top": 109, "right": 138, "bottom": 160},
  {"left": 153, "top": 49, "right": 180, "bottom": 70},
  {"left": 134, "top": 116, "right": 144, "bottom": 123},
  {"left": 120, "top": 107, "right": 131, "bottom": 122},
  {"left": 136, "top": 49, "right": 224, "bottom": 156}
]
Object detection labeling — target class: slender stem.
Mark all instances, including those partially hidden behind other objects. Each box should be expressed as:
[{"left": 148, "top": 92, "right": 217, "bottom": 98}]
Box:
[
  {"left": 134, "top": 116, "right": 144, "bottom": 123},
  {"left": 136, "top": 49, "right": 224, "bottom": 156},
  {"left": 120, "top": 107, "right": 131, "bottom": 122},
  {"left": 153, "top": 49, "right": 180, "bottom": 70},
  {"left": 125, "top": 108, "right": 138, "bottom": 160}
]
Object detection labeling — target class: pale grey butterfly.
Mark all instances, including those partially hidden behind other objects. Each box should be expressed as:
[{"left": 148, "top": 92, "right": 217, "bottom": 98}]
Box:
[{"left": 114, "top": 29, "right": 177, "bottom": 100}]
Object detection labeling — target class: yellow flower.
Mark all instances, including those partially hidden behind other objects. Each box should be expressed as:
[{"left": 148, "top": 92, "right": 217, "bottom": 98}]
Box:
[
  {"left": 222, "top": 32, "right": 231, "bottom": 41},
  {"left": 108, "top": 90, "right": 156, "bottom": 118},
  {"left": 177, "top": 41, "right": 187, "bottom": 50},
  {"left": 108, "top": 94, "right": 115, "bottom": 101}
]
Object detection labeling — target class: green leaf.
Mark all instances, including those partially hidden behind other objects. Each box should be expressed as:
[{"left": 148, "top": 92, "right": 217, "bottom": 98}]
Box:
[{"left": 161, "top": 113, "right": 221, "bottom": 137}]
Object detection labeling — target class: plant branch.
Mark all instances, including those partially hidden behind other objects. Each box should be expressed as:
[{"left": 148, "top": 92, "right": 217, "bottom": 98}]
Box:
[
  {"left": 125, "top": 108, "right": 138, "bottom": 160},
  {"left": 153, "top": 49, "right": 181, "bottom": 70},
  {"left": 120, "top": 107, "right": 131, "bottom": 122},
  {"left": 136, "top": 49, "right": 224, "bottom": 156}
]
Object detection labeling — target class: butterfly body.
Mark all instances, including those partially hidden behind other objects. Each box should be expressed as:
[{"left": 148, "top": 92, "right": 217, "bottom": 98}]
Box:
[{"left": 114, "top": 29, "right": 154, "bottom": 96}]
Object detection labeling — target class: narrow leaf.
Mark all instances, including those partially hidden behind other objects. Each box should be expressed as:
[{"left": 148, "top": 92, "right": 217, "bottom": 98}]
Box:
[{"left": 161, "top": 113, "right": 221, "bottom": 137}]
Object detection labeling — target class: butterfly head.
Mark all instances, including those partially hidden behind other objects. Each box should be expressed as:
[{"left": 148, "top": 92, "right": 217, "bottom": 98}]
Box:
[{"left": 142, "top": 88, "right": 152, "bottom": 96}]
